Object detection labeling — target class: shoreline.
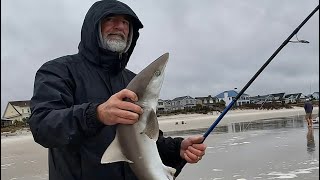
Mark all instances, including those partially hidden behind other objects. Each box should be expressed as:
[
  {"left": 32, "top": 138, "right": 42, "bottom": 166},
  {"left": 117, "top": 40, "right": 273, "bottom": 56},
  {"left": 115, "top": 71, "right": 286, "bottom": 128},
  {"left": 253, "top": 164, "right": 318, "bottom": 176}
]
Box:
[
  {"left": 1, "top": 128, "right": 33, "bottom": 142},
  {"left": 158, "top": 106, "right": 319, "bottom": 132},
  {"left": 1, "top": 107, "right": 318, "bottom": 141}
]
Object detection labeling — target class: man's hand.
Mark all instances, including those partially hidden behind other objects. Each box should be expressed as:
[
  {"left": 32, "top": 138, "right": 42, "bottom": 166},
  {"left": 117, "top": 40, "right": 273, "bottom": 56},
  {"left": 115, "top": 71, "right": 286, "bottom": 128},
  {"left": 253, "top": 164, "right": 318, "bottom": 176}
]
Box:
[
  {"left": 97, "top": 89, "right": 143, "bottom": 125},
  {"left": 180, "top": 136, "right": 206, "bottom": 163}
]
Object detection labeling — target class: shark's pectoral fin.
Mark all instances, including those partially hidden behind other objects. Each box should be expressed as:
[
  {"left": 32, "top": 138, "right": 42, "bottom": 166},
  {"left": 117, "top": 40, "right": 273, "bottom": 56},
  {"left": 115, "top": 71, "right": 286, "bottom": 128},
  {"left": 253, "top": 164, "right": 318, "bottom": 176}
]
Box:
[
  {"left": 142, "top": 108, "right": 159, "bottom": 140},
  {"left": 101, "top": 130, "right": 133, "bottom": 164}
]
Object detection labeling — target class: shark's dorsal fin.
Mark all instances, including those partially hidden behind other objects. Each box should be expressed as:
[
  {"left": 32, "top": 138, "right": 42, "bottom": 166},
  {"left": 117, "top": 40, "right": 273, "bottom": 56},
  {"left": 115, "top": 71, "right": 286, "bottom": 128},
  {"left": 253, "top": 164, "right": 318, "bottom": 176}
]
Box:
[
  {"left": 101, "top": 130, "right": 133, "bottom": 164},
  {"left": 142, "top": 108, "right": 159, "bottom": 140}
]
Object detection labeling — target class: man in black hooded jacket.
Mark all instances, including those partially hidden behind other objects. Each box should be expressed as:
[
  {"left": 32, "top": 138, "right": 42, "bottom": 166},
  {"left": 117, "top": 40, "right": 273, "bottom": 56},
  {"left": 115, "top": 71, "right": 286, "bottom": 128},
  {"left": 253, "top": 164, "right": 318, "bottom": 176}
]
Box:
[{"left": 28, "top": 0, "right": 206, "bottom": 179}]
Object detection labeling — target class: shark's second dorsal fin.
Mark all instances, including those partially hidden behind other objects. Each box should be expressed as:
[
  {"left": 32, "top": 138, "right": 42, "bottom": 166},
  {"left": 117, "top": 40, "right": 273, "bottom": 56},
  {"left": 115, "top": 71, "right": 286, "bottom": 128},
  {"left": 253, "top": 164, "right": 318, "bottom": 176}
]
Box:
[
  {"left": 101, "top": 130, "right": 133, "bottom": 164},
  {"left": 143, "top": 108, "right": 159, "bottom": 140}
]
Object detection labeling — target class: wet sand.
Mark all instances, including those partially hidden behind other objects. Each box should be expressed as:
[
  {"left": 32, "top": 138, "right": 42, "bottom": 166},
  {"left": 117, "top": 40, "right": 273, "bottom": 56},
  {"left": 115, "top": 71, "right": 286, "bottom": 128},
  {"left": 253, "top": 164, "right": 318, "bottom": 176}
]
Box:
[
  {"left": 1, "top": 107, "right": 318, "bottom": 140},
  {"left": 159, "top": 107, "right": 319, "bottom": 132},
  {"left": 1, "top": 107, "right": 319, "bottom": 141},
  {"left": 177, "top": 118, "right": 319, "bottom": 180},
  {"left": 1, "top": 107, "right": 319, "bottom": 180}
]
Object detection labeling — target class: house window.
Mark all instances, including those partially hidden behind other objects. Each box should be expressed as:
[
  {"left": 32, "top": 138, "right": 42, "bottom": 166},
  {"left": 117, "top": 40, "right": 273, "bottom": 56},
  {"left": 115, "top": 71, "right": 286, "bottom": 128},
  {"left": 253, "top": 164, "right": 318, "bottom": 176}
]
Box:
[{"left": 22, "top": 109, "right": 24, "bottom": 113}]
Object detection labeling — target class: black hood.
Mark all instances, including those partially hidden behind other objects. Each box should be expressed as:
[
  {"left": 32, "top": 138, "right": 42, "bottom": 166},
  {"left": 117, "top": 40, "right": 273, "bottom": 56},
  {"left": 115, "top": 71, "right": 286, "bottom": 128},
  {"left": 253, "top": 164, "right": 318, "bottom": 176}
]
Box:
[{"left": 78, "top": 0, "right": 143, "bottom": 74}]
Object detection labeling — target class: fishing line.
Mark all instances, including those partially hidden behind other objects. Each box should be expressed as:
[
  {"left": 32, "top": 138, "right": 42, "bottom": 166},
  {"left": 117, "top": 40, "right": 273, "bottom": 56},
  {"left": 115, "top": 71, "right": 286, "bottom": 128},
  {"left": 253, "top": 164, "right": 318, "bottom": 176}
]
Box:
[{"left": 174, "top": 4, "right": 319, "bottom": 178}]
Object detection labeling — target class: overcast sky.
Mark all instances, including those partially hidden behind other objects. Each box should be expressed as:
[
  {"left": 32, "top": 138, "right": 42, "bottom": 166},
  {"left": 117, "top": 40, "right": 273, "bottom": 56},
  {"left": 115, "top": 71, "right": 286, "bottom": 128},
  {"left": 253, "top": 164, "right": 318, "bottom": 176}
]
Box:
[{"left": 1, "top": 0, "right": 319, "bottom": 115}]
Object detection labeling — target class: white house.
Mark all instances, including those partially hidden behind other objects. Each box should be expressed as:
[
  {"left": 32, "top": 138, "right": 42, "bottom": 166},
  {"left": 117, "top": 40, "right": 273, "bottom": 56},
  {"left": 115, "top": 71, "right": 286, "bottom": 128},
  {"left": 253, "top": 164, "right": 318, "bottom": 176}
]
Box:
[
  {"left": 284, "top": 93, "right": 302, "bottom": 104},
  {"left": 2, "top": 100, "right": 31, "bottom": 123},
  {"left": 311, "top": 92, "right": 319, "bottom": 100},
  {"left": 195, "top": 95, "right": 219, "bottom": 107},
  {"left": 215, "top": 90, "right": 250, "bottom": 107},
  {"left": 171, "top": 96, "right": 196, "bottom": 110}
]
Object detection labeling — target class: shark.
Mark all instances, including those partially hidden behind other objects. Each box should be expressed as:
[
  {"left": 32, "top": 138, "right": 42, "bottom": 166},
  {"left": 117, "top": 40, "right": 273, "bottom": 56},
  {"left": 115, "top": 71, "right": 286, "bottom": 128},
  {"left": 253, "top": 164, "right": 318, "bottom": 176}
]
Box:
[{"left": 101, "top": 53, "right": 176, "bottom": 180}]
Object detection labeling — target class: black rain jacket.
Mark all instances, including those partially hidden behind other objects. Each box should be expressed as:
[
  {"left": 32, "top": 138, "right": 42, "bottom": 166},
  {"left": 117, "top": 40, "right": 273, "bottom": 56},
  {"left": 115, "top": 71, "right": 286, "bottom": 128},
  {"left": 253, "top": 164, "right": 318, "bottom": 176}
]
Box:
[{"left": 28, "top": 1, "right": 184, "bottom": 179}]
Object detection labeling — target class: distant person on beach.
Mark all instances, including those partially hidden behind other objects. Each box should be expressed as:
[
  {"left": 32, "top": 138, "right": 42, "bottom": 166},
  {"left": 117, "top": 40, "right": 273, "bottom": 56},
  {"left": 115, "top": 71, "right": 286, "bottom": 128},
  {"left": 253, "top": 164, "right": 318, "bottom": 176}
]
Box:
[
  {"left": 28, "top": 1, "right": 206, "bottom": 180},
  {"left": 304, "top": 99, "right": 313, "bottom": 127}
]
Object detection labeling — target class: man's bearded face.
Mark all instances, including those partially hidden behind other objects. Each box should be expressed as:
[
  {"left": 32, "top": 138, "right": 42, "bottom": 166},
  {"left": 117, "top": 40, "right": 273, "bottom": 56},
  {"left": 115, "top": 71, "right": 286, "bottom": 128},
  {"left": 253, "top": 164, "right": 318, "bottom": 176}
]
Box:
[{"left": 100, "top": 15, "right": 130, "bottom": 52}]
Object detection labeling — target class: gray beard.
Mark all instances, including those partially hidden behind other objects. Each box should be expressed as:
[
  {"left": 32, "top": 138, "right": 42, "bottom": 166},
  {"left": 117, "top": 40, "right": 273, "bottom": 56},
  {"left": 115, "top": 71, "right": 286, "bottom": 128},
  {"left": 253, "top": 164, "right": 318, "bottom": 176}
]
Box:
[{"left": 102, "top": 38, "right": 127, "bottom": 53}]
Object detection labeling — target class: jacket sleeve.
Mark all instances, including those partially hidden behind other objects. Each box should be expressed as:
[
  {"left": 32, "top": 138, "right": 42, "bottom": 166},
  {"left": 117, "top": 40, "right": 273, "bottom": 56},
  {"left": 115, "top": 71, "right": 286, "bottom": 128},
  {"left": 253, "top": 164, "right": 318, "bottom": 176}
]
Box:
[
  {"left": 156, "top": 130, "right": 184, "bottom": 169},
  {"left": 28, "top": 61, "right": 104, "bottom": 148}
]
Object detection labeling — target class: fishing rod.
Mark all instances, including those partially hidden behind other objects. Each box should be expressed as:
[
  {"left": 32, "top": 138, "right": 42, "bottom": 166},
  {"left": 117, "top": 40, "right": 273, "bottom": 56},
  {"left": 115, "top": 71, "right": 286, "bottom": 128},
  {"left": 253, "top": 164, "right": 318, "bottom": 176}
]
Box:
[{"left": 174, "top": 4, "right": 319, "bottom": 178}]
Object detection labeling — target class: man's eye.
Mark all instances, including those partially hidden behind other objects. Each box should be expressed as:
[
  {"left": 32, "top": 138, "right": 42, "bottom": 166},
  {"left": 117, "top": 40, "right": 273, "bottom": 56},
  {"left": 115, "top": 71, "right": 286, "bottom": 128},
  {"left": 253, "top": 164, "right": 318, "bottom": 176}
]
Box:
[
  {"left": 104, "top": 17, "right": 114, "bottom": 22},
  {"left": 123, "top": 20, "right": 129, "bottom": 26}
]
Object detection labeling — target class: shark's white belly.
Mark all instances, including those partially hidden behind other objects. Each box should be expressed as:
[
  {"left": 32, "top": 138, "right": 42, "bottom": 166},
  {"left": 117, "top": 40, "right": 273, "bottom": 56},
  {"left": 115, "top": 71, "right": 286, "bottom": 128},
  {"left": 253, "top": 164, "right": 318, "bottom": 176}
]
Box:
[
  {"left": 100, "top": 53, "right": 173, "bottom": 179},
  {"left": 118, "top": 124, "right": 174, "bottom": 180},
  {"left": 132, "top": 133, "right": 170, "bottom": 179}
]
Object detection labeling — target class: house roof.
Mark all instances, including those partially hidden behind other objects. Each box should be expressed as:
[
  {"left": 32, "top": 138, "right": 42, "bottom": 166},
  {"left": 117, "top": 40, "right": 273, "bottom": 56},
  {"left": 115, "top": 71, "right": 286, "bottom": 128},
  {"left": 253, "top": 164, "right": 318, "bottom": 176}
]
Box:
[
  {"left": 172, "top": 96, "right": 193, "bottom": 101},
  {"left": 2, "top": 100, "right": 30, "bottom": 118},
  {"left": 215, "top": 90, "right": 249, "bottom": 98},
  {"left": 250, "top": 95, "right": 270, "bottom": 99},
  {"left": 1, "top": 118, "right": 14, "bottom": 121},
  {"left": 270, "top": 93, "right": 285, "bottom": 98},
  {"left": 284, "top": 93, "right": 302, "bottom": 98},
  {"left": 195, "top": 95, "right": 217, "bottom": 100},
  {"left": 9, "top": 100, "right": 30, "bottom": 107},
  {"left": 215, "top": 90, "right": 237, "bottom": 98},
  {"left": 251, "top": 92, "right": 285, "bottom": 99}
]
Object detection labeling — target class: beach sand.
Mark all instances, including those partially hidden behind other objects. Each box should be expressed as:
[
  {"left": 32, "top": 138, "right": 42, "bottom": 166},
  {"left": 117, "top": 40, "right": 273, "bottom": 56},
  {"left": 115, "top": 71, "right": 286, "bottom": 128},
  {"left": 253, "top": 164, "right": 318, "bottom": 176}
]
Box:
[
  {"left": 1, "top": 128, "right": 33, "bottom": 143},
  {"left": 1, "top": 106, "right": 318, "bottom": 141},
  {"left": 158, "top": 106, "right": 319, "bottom": 133},
  {"left": 1, "top": 106, "right": 318, "bottom": 180}
]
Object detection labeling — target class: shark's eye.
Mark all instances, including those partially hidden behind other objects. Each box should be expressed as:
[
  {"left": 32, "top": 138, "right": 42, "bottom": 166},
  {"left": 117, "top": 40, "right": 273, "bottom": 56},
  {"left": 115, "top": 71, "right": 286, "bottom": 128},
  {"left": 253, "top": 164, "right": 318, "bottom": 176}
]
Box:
[{"left": 154, "top": 70, "right": 161, "bottom": 76}]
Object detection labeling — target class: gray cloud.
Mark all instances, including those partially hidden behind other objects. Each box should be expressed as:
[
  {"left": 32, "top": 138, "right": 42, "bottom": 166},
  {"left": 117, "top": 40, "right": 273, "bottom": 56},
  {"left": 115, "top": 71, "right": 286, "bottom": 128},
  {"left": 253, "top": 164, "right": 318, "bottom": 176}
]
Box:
[{"left": 1, "top": 0, "right": 319, "bottom": 115}]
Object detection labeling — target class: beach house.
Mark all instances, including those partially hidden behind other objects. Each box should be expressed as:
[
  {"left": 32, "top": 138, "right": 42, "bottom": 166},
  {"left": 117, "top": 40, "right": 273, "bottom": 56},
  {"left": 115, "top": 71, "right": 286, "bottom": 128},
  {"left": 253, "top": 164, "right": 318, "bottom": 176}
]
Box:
[{"left": 2, "top": 100, "right": 31, "bottom": 125}]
